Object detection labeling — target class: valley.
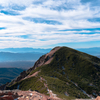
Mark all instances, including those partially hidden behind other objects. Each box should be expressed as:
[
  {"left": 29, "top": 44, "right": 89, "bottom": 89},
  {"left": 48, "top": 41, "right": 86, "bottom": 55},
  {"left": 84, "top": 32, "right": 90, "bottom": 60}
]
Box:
[{"left": 0, "top": 68, "right": 24, "bottom": 86}]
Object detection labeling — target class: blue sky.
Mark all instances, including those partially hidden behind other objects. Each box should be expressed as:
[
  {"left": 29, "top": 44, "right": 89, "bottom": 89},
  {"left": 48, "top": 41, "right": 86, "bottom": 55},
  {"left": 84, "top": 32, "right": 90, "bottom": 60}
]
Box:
[{"left": 0, "top": 0, "right": 100, "bottom": 49}]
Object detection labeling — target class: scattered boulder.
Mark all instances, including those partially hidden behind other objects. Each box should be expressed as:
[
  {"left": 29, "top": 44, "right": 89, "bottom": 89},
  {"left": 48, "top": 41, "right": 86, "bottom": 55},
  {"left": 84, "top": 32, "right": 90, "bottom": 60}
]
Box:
[
  {"left": 0, "top": 91, "right": 18, "bottom": 100},
  {"left": 0, "top": 96, "right": 14, "bottom": 100}
]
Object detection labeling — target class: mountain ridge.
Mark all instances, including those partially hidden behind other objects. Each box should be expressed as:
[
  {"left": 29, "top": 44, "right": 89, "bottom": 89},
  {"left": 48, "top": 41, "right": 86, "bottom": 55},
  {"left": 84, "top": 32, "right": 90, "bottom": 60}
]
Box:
[{"left": 4, "top": 46, "right": 100, "bottom": 99}]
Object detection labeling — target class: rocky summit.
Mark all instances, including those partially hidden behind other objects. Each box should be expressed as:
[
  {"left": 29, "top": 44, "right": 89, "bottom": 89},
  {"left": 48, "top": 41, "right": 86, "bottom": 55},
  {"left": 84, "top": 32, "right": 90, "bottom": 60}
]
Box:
[{"left": 1, "top": 46, "right": 100, "bottom": 100}]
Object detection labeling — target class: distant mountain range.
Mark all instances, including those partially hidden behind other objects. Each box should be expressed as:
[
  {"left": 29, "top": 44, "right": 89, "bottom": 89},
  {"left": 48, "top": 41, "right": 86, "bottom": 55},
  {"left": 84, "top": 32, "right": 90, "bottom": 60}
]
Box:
[
  {"left": 6, "top": 46, "right": 100, "bottom": 99},
  {"left": 0, "top": 47, "right": 100, "bottom": 62},
  {"left": 0, "top": 52, "right": 44, "bottom": 62},
  {"left": 0, "top": 48, "right": 51, "bottom": 53},
  {"left": 77, "top": 47, "right": 100, "bottom": 57},
  {"left": 0, "top": 48, "right": 51, "bottom": 68},
  {"left": 0, "top": 47, "right": 100, "bottom": 70},
  {"left": 0, "top": 47, "right": 100, "bottom": 56},
  {"left": 0, "top": 61, "right": 35, "bottom": 69}
]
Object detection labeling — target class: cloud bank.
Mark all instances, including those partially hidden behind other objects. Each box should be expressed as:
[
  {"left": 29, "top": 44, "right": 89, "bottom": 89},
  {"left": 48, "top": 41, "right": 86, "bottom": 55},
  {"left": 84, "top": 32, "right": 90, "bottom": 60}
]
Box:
[{"left": 0, "top": 0, "right": 100, "bottom": 48}]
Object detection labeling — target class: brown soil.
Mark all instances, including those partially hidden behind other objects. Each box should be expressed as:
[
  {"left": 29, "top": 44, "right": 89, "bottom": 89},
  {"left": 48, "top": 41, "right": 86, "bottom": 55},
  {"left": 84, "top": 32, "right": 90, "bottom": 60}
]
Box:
[{"left": 22, "top": 71, "right": 40, "bottom": 81}]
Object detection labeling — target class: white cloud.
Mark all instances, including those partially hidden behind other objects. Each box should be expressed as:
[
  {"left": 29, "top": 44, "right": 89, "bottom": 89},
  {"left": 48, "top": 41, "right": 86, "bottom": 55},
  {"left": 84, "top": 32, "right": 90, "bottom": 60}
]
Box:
[
  {"left": 0, "top": 0, "right": 35, "bottom": 7},
  {"left": 0, "top": 0, "right": 100, "bottom": 48}
]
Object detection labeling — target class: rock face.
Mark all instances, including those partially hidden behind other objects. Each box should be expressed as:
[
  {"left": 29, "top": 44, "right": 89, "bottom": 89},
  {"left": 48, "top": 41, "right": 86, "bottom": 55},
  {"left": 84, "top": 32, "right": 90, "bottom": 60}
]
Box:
[
  {"left": 32, "top": 46, "right": 61, "bottom": 70},
  {"left": 0, "top": 90, "right": 62, "bottom": 100},
  {"left": 15, "top": 71, "right": 28, "bottom": 82},
  {"left": 0, "top": 90, "right": 18, "bottom": 100}
]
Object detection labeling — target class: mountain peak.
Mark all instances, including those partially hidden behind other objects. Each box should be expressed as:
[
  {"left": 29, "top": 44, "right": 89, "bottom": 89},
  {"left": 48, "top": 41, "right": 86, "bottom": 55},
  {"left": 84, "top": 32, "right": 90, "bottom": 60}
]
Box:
[{"left": 5, "top": 46, "right": 100, "bottom": 99}]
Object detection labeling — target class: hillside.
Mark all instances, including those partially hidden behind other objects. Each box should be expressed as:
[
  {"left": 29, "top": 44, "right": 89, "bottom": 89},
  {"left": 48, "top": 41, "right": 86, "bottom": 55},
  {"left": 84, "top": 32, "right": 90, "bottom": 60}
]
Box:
[
  {"left": 6, "top": 46, "right": 100, "bottom": 99},
  {"left": 0, "top": 68, "right": 23, "bottom": 86}
]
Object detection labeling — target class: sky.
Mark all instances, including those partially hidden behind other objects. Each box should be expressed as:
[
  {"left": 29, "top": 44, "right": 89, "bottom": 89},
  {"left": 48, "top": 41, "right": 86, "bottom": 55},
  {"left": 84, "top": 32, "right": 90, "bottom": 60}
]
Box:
[{"left": 0, "top": 0, "right": 100, "bottom": 49}]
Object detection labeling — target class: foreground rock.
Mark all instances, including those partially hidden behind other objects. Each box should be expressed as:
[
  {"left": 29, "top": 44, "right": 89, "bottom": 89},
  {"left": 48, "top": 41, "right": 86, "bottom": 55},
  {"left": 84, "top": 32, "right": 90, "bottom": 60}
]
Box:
[{"left": 0, "top": 90, "right": 62, "bottom": 100}]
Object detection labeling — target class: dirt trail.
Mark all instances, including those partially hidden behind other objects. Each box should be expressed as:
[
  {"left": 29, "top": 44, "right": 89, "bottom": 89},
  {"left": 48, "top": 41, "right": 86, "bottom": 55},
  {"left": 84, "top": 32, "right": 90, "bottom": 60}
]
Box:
[
  {"left": 40, "top": 77, "right": 62, "bottom": 100},
  {"left": 22, "top": 71, "right": 40, "bottom": 81}
]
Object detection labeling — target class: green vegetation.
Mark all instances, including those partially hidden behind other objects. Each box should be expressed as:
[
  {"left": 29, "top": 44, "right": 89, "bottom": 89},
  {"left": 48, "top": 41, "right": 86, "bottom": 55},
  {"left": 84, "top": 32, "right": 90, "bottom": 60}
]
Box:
[
  {"left": 7, "top": 76, "right": 47, "bottom": 94},
  {"left": 43, "top": 76, "right": 88, "bottom": 98},
  {"left": 31, "top": 47, "right": 100, "bottom": 98},
  {"left": 20, "top": 76, "right": 47, "bottom": 93},
  {"left": 7, "top": 46, "right": 100, "bottom": 99}
]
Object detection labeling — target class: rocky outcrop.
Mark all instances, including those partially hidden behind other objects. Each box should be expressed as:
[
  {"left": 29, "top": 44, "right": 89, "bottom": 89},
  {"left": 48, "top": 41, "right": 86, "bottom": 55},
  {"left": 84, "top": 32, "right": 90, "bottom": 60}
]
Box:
[
  {"left": 0, "top": 90, "right": 18, "bottom": 100},
  {"left": 31, "top": 55, "right": 46, "bottom": 70},
  {"left": 31, "top": 46, "right": 61, "bottom": 70},
  {"left": 15, "top": 71, "right": 28, "bottom": 82},
  {"left": 0, "top": 90, "right": 62, "bottom": 100}
]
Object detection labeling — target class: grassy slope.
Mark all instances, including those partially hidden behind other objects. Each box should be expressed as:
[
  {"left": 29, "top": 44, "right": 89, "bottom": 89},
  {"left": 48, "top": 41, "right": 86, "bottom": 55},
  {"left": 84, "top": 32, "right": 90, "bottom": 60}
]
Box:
[
  {"left": 7, "top": 47, "right": 100, "bottom": 99},
  {"left": 7, "top": 76, "right": 47, "bottom": 94},
  {"left": 31, "top": 47, "right": 100, "bottom": 97}
]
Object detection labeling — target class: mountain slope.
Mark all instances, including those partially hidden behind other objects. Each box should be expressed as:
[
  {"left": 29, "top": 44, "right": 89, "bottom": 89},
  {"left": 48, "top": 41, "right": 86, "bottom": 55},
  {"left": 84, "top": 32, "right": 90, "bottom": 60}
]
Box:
[{"left": 6, "top": 46, "right": 100, "bottom": 99}]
